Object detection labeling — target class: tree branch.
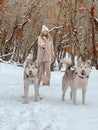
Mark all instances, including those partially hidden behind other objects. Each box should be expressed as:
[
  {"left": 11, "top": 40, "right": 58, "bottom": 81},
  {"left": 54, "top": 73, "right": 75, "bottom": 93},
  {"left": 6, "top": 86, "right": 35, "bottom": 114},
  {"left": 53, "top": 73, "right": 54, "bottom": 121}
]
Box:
[{"left": 0, "top": 52, "right": 15, "bottom": 58}]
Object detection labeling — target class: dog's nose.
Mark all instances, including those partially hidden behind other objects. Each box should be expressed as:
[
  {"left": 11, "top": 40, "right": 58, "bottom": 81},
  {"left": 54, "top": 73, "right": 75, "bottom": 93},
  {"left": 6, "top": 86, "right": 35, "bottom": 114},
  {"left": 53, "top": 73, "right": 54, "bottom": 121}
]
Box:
[
  {"left": 29, "top": 71, "right": 32, "bottom": 75},
  {"left": 82, "top": 70, "right": 85, "bottom": 73}
]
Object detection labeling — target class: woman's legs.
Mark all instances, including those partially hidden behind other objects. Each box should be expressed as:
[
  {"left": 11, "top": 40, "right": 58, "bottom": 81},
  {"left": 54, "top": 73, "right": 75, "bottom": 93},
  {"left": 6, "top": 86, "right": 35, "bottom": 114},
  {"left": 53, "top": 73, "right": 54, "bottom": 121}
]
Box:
[
  {"left": 40, "top": 62, "right": 45, "bottom": 79},
  {"left": 40, "top": 61, "right": 51, "bottom": 86},
  {"left": 45, "top": 61, "right": 51, "bottom": 85}
]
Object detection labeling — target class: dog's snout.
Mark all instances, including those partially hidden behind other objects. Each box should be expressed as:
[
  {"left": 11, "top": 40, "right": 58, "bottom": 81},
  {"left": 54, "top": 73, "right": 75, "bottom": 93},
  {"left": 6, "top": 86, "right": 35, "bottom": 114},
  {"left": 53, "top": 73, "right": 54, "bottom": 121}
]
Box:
[
  {"left": 29, "top": 70, "right": 32, "bottom": 75},
  {"left": 82, "top": 70, "right": 85, "bottom": 73}
]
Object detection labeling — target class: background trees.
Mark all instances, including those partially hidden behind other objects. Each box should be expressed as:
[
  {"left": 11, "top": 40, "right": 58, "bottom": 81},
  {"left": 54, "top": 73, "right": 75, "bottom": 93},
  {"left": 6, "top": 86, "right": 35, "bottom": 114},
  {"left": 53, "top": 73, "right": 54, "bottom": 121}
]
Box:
[{"left": 0, "top": 0, "right": 98, "bottom": 68}]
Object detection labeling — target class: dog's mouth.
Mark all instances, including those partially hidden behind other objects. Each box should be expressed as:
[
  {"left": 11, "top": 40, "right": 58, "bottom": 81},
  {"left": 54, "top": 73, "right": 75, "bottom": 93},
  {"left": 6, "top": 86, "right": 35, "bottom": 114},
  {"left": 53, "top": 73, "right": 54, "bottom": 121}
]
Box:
[
  {"left": 28, "top": 71, "right": 36, "bottom": 77},
  {"left": 29, "top": 71, "right": 32, "bottom": 75},
  {"left": 28, "top": 74, "right": 35, "bottom": 78},
  {"left": 29, "top": 74, "right": 35, "bottom": 77},
  {"left": 79, "top": 69, "right": 86, "bottom": 76},
  {"left": 81, "top": 71, "right": 85, "bottom": 76}
]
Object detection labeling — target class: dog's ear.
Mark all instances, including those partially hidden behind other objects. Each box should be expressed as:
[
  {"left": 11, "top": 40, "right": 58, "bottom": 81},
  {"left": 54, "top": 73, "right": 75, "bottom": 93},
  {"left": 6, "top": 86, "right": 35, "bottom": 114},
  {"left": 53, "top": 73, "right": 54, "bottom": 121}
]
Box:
[
  {"left": 77, "top": 57, "right": 82, "bottom": 66},
  {"left": 24, "top": 58, "right": 31, "bottom": 68},
  {"left": 86, "top": 60, "right": 91, "bottom": 68}
]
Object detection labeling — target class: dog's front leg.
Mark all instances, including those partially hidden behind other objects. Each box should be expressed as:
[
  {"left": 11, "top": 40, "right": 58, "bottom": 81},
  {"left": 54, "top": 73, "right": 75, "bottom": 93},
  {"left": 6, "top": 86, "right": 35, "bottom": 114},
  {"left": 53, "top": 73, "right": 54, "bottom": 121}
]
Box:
[
  {"left": 72, "top": 89, "right": 77, "bottom": 105},
  {"left": 82, "top": 88, "right": 86, "bottom": 105},
  {"left": 62, "top": 91, "right": 65, "bottom": 101},
  {"left": 23, "top": 81, "right": 29, "bottom": 104},
  {"left": 62, "top": 80, "right": 68, "bottom": 101},
  {"left": 70, "top": 90, "right": 73, "bottom": 100},
  {"left": 34, "top": 86, "right": 39, "bottom": 102},
  {"left": 62, "top": 87, "right": 67, "bottom": 101}
]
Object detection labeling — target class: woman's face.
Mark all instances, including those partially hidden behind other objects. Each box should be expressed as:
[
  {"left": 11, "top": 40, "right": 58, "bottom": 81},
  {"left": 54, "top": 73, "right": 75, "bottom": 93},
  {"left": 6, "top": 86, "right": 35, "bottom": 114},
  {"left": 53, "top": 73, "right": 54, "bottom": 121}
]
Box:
[{"left": 42, "top": 31, "right": 48, "bottom": 36}]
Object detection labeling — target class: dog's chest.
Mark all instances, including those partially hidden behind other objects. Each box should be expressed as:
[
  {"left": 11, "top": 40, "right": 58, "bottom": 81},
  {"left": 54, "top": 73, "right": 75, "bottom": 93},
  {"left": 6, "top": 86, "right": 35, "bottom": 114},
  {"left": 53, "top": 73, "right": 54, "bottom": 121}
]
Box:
[{"left": 75, "top": 76, "right": 88, "bottom": 88}]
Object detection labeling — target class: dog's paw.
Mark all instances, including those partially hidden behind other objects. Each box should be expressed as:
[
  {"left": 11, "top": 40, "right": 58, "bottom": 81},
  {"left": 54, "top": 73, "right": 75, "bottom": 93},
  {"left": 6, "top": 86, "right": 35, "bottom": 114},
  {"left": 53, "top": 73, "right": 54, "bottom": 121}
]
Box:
[
  {"left": 34, "top": 95, "right": 40, "bottom": 102},
  {"left": 34, "top": 100, "right": 38, "bottom": 102},
  {"left": 62, "top": 99, "right": 64, "bottom": 101},
  {"left": 82, "top": 102, "right": 85, "bottom": 105},
  {"left": 62, "top": 97, "right": 65, "bottom": 101},
  {"left": 34, "top": 98, "right": 39, "bottom": 102},
  {"left": 23, "top": 99, "right": 29, "bottom": 104},
  {"left": 35, "top": 97, "right": 40, "bottom": 102}
]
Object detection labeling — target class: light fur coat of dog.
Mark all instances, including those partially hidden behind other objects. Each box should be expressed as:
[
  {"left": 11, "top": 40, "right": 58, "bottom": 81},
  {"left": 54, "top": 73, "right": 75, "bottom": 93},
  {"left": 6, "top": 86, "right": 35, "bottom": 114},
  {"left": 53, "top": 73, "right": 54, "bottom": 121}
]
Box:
[
  {"left": 23, "top": 59, "right": 41, "bottom": 104},
  {"left": 61, "top": 58, "right": 91, "bottom": 105}
]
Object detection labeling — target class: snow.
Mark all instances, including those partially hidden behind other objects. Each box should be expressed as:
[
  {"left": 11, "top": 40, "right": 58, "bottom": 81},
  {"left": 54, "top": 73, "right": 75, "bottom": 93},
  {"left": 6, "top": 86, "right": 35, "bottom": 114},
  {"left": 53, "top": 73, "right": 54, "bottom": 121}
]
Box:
[{"left": 0, "top": 62, "right": 98, "bottom": 130}]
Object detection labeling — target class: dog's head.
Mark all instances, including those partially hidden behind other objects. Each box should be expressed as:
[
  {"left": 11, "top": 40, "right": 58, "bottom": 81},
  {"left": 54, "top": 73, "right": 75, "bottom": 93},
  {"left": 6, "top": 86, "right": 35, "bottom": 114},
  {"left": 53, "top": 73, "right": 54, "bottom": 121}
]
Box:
[
  {"left": 24, "top": 59, "right": 39, "bottom": 78},
  {"left": 77, "top": 58, "right": 91, "bottom": 78}
]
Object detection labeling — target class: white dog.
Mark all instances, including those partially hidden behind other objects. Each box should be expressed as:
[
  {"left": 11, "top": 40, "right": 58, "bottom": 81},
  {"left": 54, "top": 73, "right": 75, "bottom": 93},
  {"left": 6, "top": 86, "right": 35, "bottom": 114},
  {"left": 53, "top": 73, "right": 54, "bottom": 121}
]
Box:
[
  {"left": 61, "top": 58, "right": 91, "bottom": 105},
  {"left": 23, "top": 59, "right": 41, "bottom": 104}
]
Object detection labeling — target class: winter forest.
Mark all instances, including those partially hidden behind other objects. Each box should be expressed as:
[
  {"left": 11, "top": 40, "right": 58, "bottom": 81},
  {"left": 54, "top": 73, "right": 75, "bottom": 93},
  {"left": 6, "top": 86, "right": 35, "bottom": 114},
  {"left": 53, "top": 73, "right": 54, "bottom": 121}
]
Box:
[
  {"left": 0, "top": 0, "right": 98, "bottom": 130},
  {"left": 0, "top": 0, "right": 98, "bottom": 68}
]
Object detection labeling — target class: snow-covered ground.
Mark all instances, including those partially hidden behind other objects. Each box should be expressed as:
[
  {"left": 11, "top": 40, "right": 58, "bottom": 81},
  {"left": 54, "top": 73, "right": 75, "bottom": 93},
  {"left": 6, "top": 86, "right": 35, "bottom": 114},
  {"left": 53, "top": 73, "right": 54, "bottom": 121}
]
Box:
[{"left": 0, "top": 62, "right": 98, "bottom": 130}]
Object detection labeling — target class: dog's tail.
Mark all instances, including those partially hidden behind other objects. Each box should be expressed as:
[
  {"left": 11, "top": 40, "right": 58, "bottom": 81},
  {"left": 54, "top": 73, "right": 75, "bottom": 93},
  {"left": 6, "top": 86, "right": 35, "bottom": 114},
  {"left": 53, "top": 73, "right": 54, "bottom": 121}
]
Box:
[{"left": 60, "top": 58, "right": 72, "bottom": 67}]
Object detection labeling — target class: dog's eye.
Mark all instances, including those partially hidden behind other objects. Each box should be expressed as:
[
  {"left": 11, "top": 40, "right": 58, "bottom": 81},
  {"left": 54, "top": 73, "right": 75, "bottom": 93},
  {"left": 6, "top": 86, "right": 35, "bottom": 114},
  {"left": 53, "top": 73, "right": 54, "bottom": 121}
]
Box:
[
  {"left": 81, "top": 66, "right": 82, "bottom": 68},
  {"left": 85, "top": 67, "right": 86, "bottom": 68}
]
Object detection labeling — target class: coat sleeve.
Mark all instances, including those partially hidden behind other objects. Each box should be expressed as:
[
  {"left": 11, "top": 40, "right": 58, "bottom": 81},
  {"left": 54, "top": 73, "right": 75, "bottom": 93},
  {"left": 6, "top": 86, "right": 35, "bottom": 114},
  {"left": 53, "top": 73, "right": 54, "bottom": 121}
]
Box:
[
  {"left": 38, "top": 36, "right": 45, "bottom": 48},
  {"left": 51, "top": 39, "right": 55, "bottom": 57}
]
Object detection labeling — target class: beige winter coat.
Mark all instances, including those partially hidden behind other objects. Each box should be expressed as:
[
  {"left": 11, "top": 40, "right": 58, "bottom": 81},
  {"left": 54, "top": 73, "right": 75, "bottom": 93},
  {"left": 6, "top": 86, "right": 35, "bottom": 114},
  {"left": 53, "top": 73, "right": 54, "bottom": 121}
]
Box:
[{"left": 37, "top": 35, "right": 54, "bottom": 63}]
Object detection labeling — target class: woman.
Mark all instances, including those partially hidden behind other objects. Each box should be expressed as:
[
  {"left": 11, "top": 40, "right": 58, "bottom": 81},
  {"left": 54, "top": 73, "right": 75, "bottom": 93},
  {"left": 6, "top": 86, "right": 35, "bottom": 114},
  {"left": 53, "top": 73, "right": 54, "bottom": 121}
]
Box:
[{"left": 37, "top": 25, "right": 54, "bottom": 86}]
